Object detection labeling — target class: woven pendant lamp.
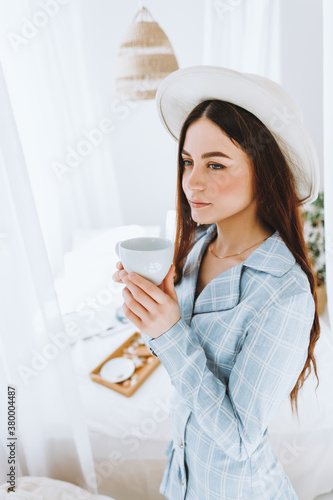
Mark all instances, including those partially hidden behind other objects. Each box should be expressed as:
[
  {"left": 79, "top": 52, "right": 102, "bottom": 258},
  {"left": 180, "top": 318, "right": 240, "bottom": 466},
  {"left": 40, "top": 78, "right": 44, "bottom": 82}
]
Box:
[{"left": 115, "top": 6, "right": 179, "bottom": 101}]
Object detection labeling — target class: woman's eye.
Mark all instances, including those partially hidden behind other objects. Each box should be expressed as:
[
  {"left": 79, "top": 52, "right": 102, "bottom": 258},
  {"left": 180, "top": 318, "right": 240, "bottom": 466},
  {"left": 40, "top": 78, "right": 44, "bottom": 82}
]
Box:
[
  {"left": 182, "top": 160, "right": 225, "bottom": 170},
  {"left": 209, "top": 163, "right": 225, "bottom": 170}
]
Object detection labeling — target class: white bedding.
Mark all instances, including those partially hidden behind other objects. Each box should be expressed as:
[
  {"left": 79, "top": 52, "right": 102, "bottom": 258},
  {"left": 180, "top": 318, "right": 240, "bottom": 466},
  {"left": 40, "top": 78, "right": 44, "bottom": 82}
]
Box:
[{"left": 0, "top": 476, "right": 114, "bottom": 499}]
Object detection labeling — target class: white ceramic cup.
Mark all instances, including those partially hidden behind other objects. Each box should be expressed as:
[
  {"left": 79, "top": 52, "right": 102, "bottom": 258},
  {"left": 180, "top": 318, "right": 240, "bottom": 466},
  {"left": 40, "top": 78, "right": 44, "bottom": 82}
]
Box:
[{"left": 115, "top": 237, "right": 174, "bottom": 286}]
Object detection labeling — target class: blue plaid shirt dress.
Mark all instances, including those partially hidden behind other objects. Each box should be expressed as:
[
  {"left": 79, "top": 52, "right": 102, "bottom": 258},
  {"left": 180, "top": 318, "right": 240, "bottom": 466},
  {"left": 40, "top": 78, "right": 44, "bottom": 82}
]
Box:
[{"left": 141, "top": 223, "right": 315, "bottom": 500}]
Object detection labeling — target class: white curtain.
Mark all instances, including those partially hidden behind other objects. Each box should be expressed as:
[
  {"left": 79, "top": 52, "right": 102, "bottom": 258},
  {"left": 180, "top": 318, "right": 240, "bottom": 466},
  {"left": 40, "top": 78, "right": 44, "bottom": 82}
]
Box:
[
  {"left": 323, "top": 0, "right": 333, "bottom": 327},
  {"left": 0, "top": 0, "right": 125, "bottom": 490},
  {"left": 203, "top": 0, "right": 281, "bottom": 80},
  {"left": 0, "top": 59, "right": 98, "bottom": 491},
  {"left": 0, "top": 0, "right": 123, "bottom": 276}
]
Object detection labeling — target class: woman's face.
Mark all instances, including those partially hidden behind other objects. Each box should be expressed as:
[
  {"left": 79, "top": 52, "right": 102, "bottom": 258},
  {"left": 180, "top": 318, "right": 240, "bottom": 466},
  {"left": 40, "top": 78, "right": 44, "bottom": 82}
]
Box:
[{"left": 181, "top": 118, "right": 256, "bottom": 225}]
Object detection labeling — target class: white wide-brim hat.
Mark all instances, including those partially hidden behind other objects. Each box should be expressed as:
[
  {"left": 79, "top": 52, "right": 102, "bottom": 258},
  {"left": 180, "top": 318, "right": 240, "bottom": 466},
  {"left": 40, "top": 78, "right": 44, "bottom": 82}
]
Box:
[{"left": 155, "top": 65, "right": 319, "bottom": 205}]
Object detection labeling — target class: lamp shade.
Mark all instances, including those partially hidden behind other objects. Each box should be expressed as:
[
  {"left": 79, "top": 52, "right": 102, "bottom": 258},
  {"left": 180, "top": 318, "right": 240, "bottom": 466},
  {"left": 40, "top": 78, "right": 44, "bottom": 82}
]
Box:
[{"left": 114, "top": 6, "right": 179, "bottom": 101}]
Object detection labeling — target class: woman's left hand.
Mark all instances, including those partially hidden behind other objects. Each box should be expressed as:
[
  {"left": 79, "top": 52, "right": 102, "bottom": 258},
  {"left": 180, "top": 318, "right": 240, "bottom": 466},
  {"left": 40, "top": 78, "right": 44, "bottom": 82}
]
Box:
[{"left": 119, "top": 264, "right": 181, "bottom": 338}]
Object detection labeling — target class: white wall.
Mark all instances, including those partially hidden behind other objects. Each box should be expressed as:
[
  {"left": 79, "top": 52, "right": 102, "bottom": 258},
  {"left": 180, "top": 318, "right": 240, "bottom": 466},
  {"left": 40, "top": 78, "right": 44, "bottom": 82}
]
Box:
[{"left": 279, "top": 0, "right": 324, "bottom": 190}]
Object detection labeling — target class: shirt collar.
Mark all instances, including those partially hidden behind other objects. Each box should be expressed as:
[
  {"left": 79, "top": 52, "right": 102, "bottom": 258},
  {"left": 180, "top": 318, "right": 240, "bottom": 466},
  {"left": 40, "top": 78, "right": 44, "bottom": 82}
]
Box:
[
  {"left": 179, "top": 224, "right": 296, "bottom": 317},
  {"left": 202, "top": 224, "right": 295, "bottom": 277}
]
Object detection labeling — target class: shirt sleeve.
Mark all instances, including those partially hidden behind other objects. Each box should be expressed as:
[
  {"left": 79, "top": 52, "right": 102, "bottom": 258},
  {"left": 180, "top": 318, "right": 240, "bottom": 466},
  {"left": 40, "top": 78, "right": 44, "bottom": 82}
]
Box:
[{"left": 146, "top": 291, "right": 315, "bottom": 462}]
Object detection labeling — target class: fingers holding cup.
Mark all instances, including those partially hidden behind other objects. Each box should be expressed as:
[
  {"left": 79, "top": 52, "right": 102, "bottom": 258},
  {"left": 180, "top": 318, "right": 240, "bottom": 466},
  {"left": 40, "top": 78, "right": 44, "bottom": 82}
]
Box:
[{"left": 112, "top": 261, "right": 127, "bottom": 284}]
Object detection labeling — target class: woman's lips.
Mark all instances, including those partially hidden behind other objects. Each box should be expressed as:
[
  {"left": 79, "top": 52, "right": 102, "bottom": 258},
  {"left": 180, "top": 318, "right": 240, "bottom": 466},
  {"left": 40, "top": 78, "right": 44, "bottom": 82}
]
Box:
[{"left": 189, "top": 200, "right": 211, "bottom": 208}]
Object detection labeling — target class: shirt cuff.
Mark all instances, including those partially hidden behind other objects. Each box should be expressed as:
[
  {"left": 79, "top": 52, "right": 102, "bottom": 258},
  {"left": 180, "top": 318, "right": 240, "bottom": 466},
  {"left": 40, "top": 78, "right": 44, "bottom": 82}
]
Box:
[{"left": 148, "top": 318, "right": 189, "bottom": 360}]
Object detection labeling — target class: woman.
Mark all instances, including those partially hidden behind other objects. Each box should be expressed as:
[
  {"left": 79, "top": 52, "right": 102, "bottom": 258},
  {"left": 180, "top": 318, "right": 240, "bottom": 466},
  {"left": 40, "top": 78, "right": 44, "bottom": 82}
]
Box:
[{"left": 113, "top": 66, "right": 320, "bottom": 499}]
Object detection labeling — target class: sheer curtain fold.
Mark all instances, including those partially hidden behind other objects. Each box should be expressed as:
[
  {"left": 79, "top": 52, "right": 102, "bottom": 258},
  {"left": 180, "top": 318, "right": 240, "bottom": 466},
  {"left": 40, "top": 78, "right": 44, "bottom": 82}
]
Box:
[
  {"left": 203, "top": 0, "right": 280, "bottom": 80},
  {"left": 0, "top": 0, "right": 125, "bottom": 490},
  {"left": 0, "top": 0, "right": 123, "bottom": 276},
  {"left": 0, "top": 59, "right": 98, "bottom": 491}
]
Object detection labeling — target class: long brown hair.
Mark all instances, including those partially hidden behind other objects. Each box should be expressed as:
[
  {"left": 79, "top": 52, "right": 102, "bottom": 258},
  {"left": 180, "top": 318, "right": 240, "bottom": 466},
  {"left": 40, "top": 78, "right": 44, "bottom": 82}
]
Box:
[{"left": 173, "top": 99, "right": 320, "bottom": 413}]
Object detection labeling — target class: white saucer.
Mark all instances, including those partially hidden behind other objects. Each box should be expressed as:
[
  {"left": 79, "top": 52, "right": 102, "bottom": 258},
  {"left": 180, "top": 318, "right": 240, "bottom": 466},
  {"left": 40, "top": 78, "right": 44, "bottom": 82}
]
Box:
[{"left": 100, "top": 357, "right": 136, "bottom": 383}]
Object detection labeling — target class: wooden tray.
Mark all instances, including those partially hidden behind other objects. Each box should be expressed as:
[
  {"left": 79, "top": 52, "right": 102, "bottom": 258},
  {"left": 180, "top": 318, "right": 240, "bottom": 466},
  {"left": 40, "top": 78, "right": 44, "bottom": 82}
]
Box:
[{"left": 90, "top": 332, "right": 160, "bottom": 397}]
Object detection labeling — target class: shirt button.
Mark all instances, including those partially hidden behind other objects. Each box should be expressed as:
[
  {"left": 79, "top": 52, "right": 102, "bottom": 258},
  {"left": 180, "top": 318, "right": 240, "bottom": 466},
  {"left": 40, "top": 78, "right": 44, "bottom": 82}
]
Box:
[
  {"left": 178, "top": 438, "right": 184, "bottom": 449},
  {"left": 181, "top": 478, "right": 185, "bottom": 486},
  {"left": 148, "top": 346, "right": 158, "bottom": 357}
]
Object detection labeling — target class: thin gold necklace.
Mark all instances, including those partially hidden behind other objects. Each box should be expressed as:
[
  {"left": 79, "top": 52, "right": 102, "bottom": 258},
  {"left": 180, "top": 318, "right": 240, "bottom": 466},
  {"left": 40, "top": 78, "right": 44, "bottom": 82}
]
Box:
[{"left": 208, "top": 235, "right": 269, "bottom": 259}]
